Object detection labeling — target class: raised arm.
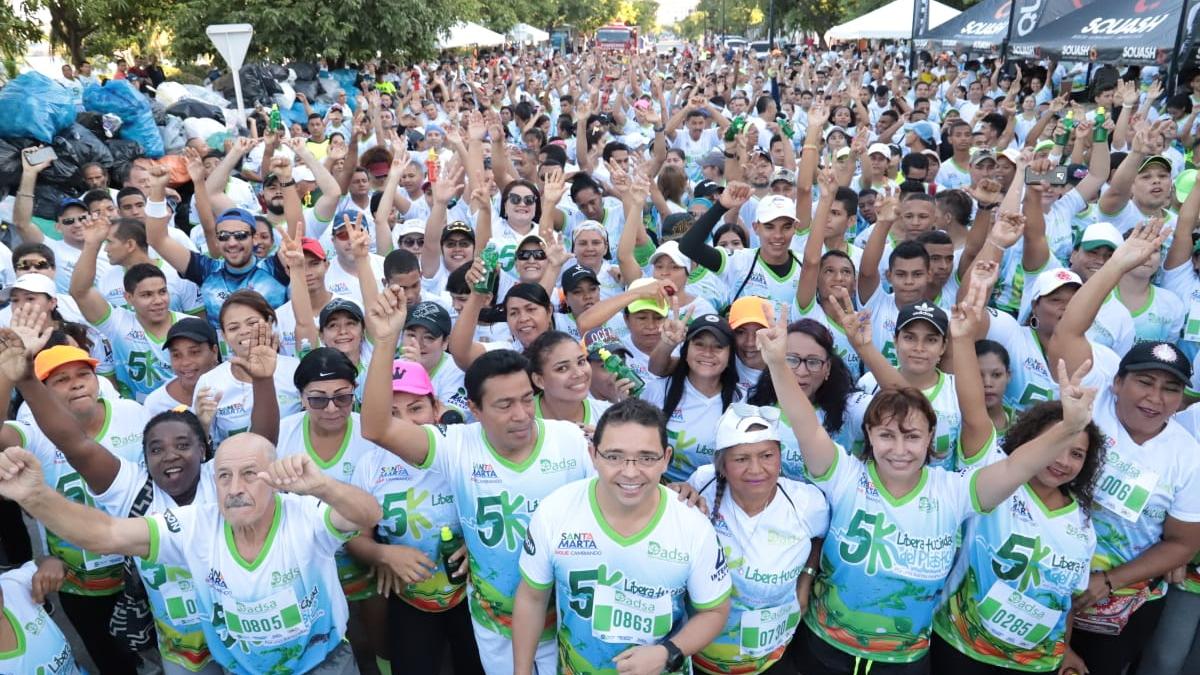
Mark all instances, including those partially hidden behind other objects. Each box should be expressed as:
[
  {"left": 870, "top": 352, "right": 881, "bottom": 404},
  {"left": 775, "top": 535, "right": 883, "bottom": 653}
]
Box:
[
  {"left": 289, "top": 138, "right": 343, "bottom": 223},
  {"left": 951, "top": 263, "right": 999, "bottom": 460},
  {"left": 1167, "top": 163, "right": 1200, "bottom": 271},
  {"left": 826, "top": 287, "right": 909, "bottom": 390},
  {"left": 183, "top": 147, "right": 221, "bottom": 258},
  {"left": 234, "top": 322, "right": 281, "bottom": 445},
  {"left": 858, "top": 188, "right": 897, "bottom": 300},
  {"left": 797, "top": 167, "right": 835, "bottom": 310},
  {"left": 1099, "top": 121, "right": 1150, "bottom": 215},
  {"left": 360, "top": 287, "right": 434, "bottom": 466},
  {"left": 145, "top": 164, "right": 195, "bottom": 274},
  {"left": 12, "top": 149, "right": 50, "bottom": 244},
  {"left": 425, "top": 162, "right": 464, "bottom": 275},
  {"left": 68, "top": 214, "right": 114, "bottom": 325},
  {"left": 678, "top": 183, "right": 752, "bottom": 273},
  {"left": 1020, "top": 162, "right": 1053, "bottom": 273}
]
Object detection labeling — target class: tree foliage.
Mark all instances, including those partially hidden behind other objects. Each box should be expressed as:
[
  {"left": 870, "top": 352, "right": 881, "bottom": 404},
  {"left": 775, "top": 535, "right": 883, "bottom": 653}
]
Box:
[
  {"left": 21, "top": 0, "right": 167, "bottom": 65},
  {"left": 0, "top": 4, "right": 40, "bottom": 61}
]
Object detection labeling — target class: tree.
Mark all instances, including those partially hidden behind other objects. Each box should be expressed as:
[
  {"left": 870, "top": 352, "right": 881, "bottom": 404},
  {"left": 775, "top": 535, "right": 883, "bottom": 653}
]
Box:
[
  {"left": 0, "top": 5, "right": 40, "bottom": 61},
  {"left": 616, "top": 0, "right": 659, "bottom": 31},
  {"left": 784, "top": 0, "right": 844, "bottom": 43},
  {"left": 167, "top": 0, "right": 463, "bottom": 64},
  {"left": 21, "top": 0, "right": 167, "bottom": 65}
]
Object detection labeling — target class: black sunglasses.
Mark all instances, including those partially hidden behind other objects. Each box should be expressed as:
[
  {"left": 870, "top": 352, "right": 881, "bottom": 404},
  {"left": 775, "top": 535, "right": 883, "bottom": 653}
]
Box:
[
  {"left": 516, "top": 249, "right": 547, "bottom": 261},
  {"left": 216, "top": 231, "right": 251, "bottom": 242},
  {"left": 306, "top": 393, "right": 355, "bottom": 410},
  {"left": 60, "top": 215, "right": 89, "bottom": 226},
  {"left": 15, "top": 260, "right": 51, "bottom": 271},
  {"left": 507, "top": 193, "right": 538, "bottom": 206}
]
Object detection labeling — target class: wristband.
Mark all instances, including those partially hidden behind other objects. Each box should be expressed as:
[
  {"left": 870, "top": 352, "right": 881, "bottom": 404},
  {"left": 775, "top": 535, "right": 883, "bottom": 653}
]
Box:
[
  {"left": 278, "top": 180, "right": 297, "bottom": 188},
  {"left": 723, "top": 151, "right": 737, "bottom": 158},
  {"left": 17, "top": 192, "right": 34, "bottom": 199},
  {"left": 801, "top": 566, "right": 817, "bottom": 577},
  {"left": 653, "top": 125, "right": 665, "bottom": 133},
  {"left": 145, "top": 200, "right": 170, "bottom": 218}
]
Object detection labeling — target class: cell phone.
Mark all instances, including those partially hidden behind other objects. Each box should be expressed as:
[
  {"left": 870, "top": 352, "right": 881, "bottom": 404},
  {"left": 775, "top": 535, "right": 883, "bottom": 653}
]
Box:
[
  {"left": 24, "top": 146, "right": 57, "bottom": 166},
  {"left": 1024, "top": 165, "right": 1068, "bottom": 186}
]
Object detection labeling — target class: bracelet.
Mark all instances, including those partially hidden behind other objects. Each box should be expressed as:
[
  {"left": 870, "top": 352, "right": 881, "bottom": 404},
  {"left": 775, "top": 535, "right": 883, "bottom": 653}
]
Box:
[
  {"left": 653, "top": 125, "right": 665, "bottom": 133},
  {"left": 145, "top": 200, "right": 170, "bottom": 218},
  {"left": 16, "top": 192, "right": 34, "bottom": 199},
  {"left": 977, "top": 202, "right": 999, "bottom": 211},
  {"left": 803, "top": 145, "right": 819, "bottom": 151},
  {"left": 1102, "top": 570, "right": 1115, "bottom": 593},
  {"left": 801, "top": 566, "right": 817, "bottom": 577},
  {"left": 278, "top": 180, "right": 296, "bottom": 188},
  {"left": 723, "top": 151, "right": 737, "bottom": 158}
]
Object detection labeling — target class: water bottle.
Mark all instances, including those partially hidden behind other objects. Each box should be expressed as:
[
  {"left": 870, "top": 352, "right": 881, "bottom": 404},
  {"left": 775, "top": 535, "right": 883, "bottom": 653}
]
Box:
[
  {"left": 1056, "top": 110, "right": 1074, "bottom": 146},
  {"left": 426, "top": 149, "right": 439, "bottom": 183},
  {"left": 439, "top": 526, "right": 467, "bottom": 585},
  {"left": 1093, "top": 107, "right": 1108, "bottom": 143},
  {"left": 724, "top": 115, "right": 746, "bottom": 142},
  {"left": 474, "top": 242, "right": 499, "bottom": 294},
  {"left": 269, "top": 104, "right": 282, "bottom": 132},
  {"left": 597, "top": 348, "right": 645, "bottom": 397}
]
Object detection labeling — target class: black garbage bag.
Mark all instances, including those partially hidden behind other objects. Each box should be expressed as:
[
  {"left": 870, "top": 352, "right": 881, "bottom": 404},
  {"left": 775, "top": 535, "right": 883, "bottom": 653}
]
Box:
[
  {"left": 291, "top": 63, "right": 319, "bottom": 81},
  {"left": 106, "top": 138, "right": 144, "bottom": 186},
  {"left": 149, "top": 98, "right": 167, "bottom": 126},
  {"left": 33, "top": 181, "right": 78, "bottom": 221},
  {"left": 75, "top": 111, "right": 105, "bottom": 138},
  {"left": 0, "top": 138, "right": 26, "bottom": 189},
  {"left": 292, "top": 80, "right": 320, "bottom": 103},
  {"left": 268, "top": 64, "right": 289, "bottom": 81},
  {"left": 215, "top": 64, "right": 282, "bottom": 107},
  {"left": 42, "top": 124, "right": 114, "bottom": 187},
  {"left": 165, "top": 99, "right": 225, "bottom": 124}
]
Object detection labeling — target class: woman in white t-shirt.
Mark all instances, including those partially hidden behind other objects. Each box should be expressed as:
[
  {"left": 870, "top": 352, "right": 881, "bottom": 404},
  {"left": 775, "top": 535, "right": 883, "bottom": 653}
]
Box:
[{"left": 525, "top": 331, "right": 611, "bottom": 427}]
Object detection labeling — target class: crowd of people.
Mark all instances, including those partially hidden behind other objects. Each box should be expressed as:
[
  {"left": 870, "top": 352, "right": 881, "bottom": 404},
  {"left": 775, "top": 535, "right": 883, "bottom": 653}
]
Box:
[{"left": 0, "top": 37, "right": 1196, "bottom": 675}]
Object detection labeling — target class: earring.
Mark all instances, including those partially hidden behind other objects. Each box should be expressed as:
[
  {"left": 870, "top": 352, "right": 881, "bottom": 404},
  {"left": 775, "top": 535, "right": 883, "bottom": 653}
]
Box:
[{"left": 1028, "top": 315, "right": 1039, "bottom": 329}]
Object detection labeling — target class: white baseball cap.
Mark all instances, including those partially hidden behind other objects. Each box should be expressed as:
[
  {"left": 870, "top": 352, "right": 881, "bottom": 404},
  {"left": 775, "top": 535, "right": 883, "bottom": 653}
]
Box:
[
  {"left": 650, "top": 240, "right": 690, "bottom": 268},
  {"left": 1078, "top": 222, "right": 1124, "bottom": 252},
  {"left": 5, "top": 273, "right": 56, "bottom": 299},
  {"left": 867, "top": 142, "right": 892, "bottom": 158},
  {"left": 397, "top": 219, "right": 426, "bottom": 238},
  {"left": 715, "top": 403, "right": 782, "bottom": 451},
  {"left": 755, "top": 194, "right": 797, "bottom": 224}
]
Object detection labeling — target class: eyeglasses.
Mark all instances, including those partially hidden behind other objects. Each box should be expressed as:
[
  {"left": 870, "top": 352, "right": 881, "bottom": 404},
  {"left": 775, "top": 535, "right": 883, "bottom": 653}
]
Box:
[
  {"left": 60, "top": 215, "right": 89, "bottom": 226},
  {"left": 785, "top": 354, "right": 827, "bottom": 372},
  {"left": 596, "top": 452, "right": 666, "bottom": 468},
  {"left": 516, "top": 249, "right": 547, "bottom": 261},
  {"left": 400, "top": 236, "right": 425, "bottom": 248},
  {"left": 15, "top": 260, "right": 51, "bottom": 271},
  {"left": 216, "top": 231, "right": 251, "bottom": 242},
  {"left": 443, "top": 239, "right": 472, "bottom": 249},
  {"left": 507, "top": 193, "right": 538, "bottom": 206},
  {"left": 306, "top": 393, "right": 355, "bottom": 410}
]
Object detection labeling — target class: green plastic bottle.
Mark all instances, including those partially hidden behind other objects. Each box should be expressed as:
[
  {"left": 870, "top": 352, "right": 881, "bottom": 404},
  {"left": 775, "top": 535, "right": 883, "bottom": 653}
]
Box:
[
  {"left": 269, "top": 104, "right": 282, "bottom": 132},
  {"left": 1056, "top": 110, "right": 1074, "bottom": 146},
  {"left": 1093, "top": 107, "right": 1108, "bottom": 143},
  {"left": 597, "top": 347, "right": 645, "bottom": 397},
  {"left": 474, "top": 242, "right": 499, "bottom": 294},
  {"left": 440, "top": 526, "right": 467, "bottom": 585},
  {"left": 724, "top": 115, "right": 746, "bottom": 142}
]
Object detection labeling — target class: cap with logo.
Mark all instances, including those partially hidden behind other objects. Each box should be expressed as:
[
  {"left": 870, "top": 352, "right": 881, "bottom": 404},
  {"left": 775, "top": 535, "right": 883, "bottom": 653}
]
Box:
[
  {"left": 318, "top": 298, "right": 365, "bottom": 328},
  {"left": 770, "top": 168, "right": 797, "bottom": 185},
  {"left": 626, "top": 278, "right": 669, "bottom": 317},
  {"left": 441, "top": 221, "right": 475, "bottom": 243},
  {"left": 755, "top": 194, "right": 797, "bottom": 224},
  {"left": 1138, "top": 155, "right": 1172, "bottom": 174},
  {"left": 1078, "top": 222, "right": 1123, "bottom": 252},
  {"left": 1119, "top": 341, "right": 1192, "bottom": 385},
  {"left": 969, "top": 148, "right": 997, "bottom": 166},
  {"left": 728, "top": 296, "right": 774, "bottom": 330},
  {"left": 714, "top": 402, "right": 782, "bottom": 450},
  {"left": 404, "top": 301, "right": 452, "bottom": 338},
  {"left": 693, "top": 180, "right": 724, "bottom": 201},
  {"left": 391, "top": 359, "right": 435, "bottom": 395},
  {"left": 293, "top": 346, "right": 359, "bottom": 391},
  {"left": 34, "top": 345, "right": 99, "bottom": 382},
  {"left": 895, "top": 301, "right": 948, "bottom": 336},
  {"left": 685, "top": 314, "right": 734, "bottom": 346},
  {"left": 584, "top": 327, "right": 630, "bottom": 362},
  {"left": 1030, "top": 268, "right": 1083, "bottom": 305},
  {"left": 561, "top": 264, "right": 601, "bottom": 294}
]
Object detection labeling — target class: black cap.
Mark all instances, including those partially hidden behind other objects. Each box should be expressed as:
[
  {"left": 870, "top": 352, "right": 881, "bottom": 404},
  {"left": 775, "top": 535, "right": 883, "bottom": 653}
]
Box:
[
  {"left": 661, "top": 213, "right": 694, "bottom": 241},
  {"left": 441, "top": 221, "right": 475, "bottom": 243},
  {"left": 693, "top": 180, "right": 724, "bottom": 201},
  {"left": 896, "top": 301, "right": 949, "bottom": 336},
  {"left": 318, "top": 298, "right": 364, "bottom": 328},
  {"left": 584, "top": 327, "right": 630, "bottom": 362},
  {"left": 1119, "top": 341, "right": 1192, "bottom": 384},
  {"left": 404, "top": 301, "right": 452, "bottom": 337},
  {"left": 685, "top": 314, "right": 733, "bottom": 347},
  {"left": 561, "top": 265, "right": 600, "bottom": 294},
  {"left": 293, "top": 347, "right": 359, "bottom": 391},
  {"left": 165, "top": 318, "right": 219, "bottom": 348}
]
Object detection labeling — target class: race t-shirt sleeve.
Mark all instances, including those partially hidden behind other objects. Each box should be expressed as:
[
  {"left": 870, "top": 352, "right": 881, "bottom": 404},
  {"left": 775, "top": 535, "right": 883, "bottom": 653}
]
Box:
[
  {"left": 306, "top": 497, "right": 358, "bottom": 556},
  {"left": 517, "top": 492, "right": 557, "bottom": 590},
  {"left": 797, "top": 483, "right": 832, "bottom": 538},
  {"left": 143, "top": 504, "right": 198, "bottom": 568},
  {"left": 91, "top": 456, "right": 147, "bottom": 516},
  {"left": 421, "top": 422, "right": 459, "bottom": 473},
  {"left": 685, "top": 510, "right": 731, "bottom": 610}
]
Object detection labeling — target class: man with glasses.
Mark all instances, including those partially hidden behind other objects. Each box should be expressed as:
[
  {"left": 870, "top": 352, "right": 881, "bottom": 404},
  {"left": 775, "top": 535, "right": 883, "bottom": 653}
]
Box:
[
  {"left": 512, "top": 397, "right": 731, "bottom": 675},
  {"left": 321, "top": 209, "right": 386, "bottom": 301},
  {"left": 361, "top": 289, "right": 594, "bottom": 675},
  {"left": 144, "top": 162, "right": 292, "bottom": 328},
  {"left": 13, "top": 150, "right": 113, "bottom": 293}
]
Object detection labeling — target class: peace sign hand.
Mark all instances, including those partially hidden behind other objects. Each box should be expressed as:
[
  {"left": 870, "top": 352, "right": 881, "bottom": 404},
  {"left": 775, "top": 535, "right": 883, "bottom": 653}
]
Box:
[
  {"left": 275, "top": 224, "right": 305, "bottom": 273},
  {"left": 826, "top": 287, "right": 872, "bottom": 350},
  {"left": 659, "top": 295, "right": 694, "bottom": 349},
  {"left": 755, "top": 303, "right": 790, "bottom": 368},
  {"left": 1056, "top": 358, "right": 1097, "bottom": 434}
]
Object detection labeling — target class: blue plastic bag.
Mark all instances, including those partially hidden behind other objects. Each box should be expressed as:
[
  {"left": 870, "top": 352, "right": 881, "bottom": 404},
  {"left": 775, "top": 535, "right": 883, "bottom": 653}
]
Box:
[
  {"left": 0, "top": 72, "right": 77, "bottom": 144},
  {"left": 82, "top": 80, "right": 164, "bottom": 158}
]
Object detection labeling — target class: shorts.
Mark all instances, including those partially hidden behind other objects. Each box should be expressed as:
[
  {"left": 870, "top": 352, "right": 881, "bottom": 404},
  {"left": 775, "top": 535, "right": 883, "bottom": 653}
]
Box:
[{"left": 470, "top": 617, "right": 556, "bottom": 675}]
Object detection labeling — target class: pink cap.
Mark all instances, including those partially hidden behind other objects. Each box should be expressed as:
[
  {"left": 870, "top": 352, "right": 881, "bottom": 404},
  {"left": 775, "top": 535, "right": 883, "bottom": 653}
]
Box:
[{"left": 391, "top": 359, "right": 434, "bottom": 395}]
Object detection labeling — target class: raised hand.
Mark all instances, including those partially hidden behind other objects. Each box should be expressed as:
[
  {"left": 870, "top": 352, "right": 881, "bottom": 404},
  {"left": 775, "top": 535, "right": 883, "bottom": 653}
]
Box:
[
  {"left": 827, "top": 287, "right": 873, "bottom": 349},
  {"left": 754, "top": 303, "right": 791, "bottom": 367},
  {"left": 1056, "top": 358, "right": 1097, "bottom": 433},
  {"left": 230, "top": 322, "right": 278, "bottom": 381},
  {"left": 366, "top": 285, "right": 409, "bottom": 339},
  {"left": 950, "top": 273, "right": 989, "bottom": 340},
  {"left": 875, "top": 187, "right": 900, "bottom": 223},
  {"left": 1111, "top": 218, "right": 1170, "bottom": 272},
  {"left": 257, "top": 453, "right": 328, "bottom": 495},
  {"left": 966, "top": 177, "right": 1003, "bottom": 206},
  {"left": 541, "top": 167, "right": 566, "bottom": 205},
  {"left": 184, "top": 146, "right": 206, "bottom": 184},
  {"left": 969, "top": 259, "right": 1000, "bottom": 295},
  {"left": 8, "top": 306, "right": 51, "bottom": 362},
  {"left": 0, "top": 447, "right": 46, "bottom": 503},
  {"left": 81, "top": 209, "right": 110, "bottom": 248},
  {"left": 345, "top": 212, "right": 372, "bottom": 259},
  {"left": 718, "top": 182, "right": 753, "bottom": 210},
  {"left": 990, "top": 211, "right": 1027, "bottom": 249},
  {"left": 659, "top": 296, "right": 694, "bottom": 348},
  {"left": 0, "top": 328, "right": 36, "bottom": 382},
  {"left": 21, "top": 147, "right": 53, "bottom": 174}
]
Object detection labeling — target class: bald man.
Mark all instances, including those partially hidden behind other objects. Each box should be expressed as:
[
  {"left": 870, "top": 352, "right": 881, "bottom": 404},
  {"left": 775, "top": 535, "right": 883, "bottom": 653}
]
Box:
[{"left": 0, "top": 434, "right": 381, "bottom": 675}]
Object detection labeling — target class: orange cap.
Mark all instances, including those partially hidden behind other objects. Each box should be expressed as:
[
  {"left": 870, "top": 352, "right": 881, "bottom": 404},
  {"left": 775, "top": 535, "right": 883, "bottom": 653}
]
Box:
[
  {"left": 34, "top": 345, "right": 98, "bottom": 381},
  {"left": 728, "top": 296, "right": 775, "bottom": 330}
]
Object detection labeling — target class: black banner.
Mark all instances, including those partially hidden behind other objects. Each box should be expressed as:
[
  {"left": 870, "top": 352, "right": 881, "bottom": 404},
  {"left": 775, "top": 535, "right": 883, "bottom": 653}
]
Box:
[
  {"left": 1006, "top": 0, "right": 1182, "bottom": 65},
  {"left": 915, "top": 0, "right": 1012, "bottom": 52}
]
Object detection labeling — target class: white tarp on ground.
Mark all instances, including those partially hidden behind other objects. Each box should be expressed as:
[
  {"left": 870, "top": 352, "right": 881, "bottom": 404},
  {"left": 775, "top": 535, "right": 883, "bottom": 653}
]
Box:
[
  {"left": 826, "top": 0, "right": 961, "bottom": 41},
  {"left": 509, "top": 23, "right": 550, "bottom": 44},
  {"left": 438, "top": 22, "right": 507, "bottom": 49}
]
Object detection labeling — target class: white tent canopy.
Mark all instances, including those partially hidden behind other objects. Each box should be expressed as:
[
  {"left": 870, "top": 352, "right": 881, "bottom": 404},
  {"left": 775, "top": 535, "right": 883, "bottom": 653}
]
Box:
[
  {"left": 826, "top": 0, "right": 960, "bottom": 41},
  {"left": 509, "top": 23, "right": 549, "bottom": 44},
  {"left": 438, "top": 22, "right": 506, "bottom": 49}
]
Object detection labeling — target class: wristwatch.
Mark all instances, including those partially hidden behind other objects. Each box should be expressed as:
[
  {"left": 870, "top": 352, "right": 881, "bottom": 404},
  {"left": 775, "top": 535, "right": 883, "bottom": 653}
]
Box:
[{"left": 661, "top": 639, "right": 685, "bottom": 672}]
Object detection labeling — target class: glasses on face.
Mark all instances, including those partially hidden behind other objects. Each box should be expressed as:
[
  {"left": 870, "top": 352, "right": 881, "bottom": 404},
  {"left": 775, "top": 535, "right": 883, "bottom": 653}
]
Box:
[
  {"left": 444, "top": 239, "right": 472, "bottom": 250},
  {"left": 60, "top": 215, "right": 89, "bottom": 226},
  {"left": 516, "top": 249, "right": 547, "bottom": 261},
  {"left": 785, "top": 354, "right": 827, "bottom": 372},
  {"left": 216, "top": 230, "right": 251, "bottom": 242},
  {"left": 596, "top": 452, "right": 666, "bottom": 468},
  {"left": 306, "top": 393, "right": 355, "bottom": 410},
  {"left": 400, "top": 236, "right": 425, "bottom": 248},
  {"left": 507, "top": 193, "right": 538, "bottom": 206},
  {"left": 15, "top": 260, "right": 51, "bottom": 271}
]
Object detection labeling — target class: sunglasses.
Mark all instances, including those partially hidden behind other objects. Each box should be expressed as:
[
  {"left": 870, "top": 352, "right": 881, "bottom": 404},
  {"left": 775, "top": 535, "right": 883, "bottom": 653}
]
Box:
[
  {"left": 443, "top": 239, "right": 472, "bottom": 249},
  {"left": 306, "top": 393, "right": 355, "bottom": 410},
  {"left": 516, "top": 249, "right": 547, "bottom": 261},
  {"left": 400, "top": 236, "right": 425, "bottom": 247},
  {"left": 60, "top": 215, "right": 89, "bottom": 226},
  {"left": 507, "top": 193, "right": 538, "bottom": 206},
  {"left": 15, "top": 260, "right": 51, "bottom": 271},
  {"left": 216, "top": 231, "right": 251, "bottom": 242}
]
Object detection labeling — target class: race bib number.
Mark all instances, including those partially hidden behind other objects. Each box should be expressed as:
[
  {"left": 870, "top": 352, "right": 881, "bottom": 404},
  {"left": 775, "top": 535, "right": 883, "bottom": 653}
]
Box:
[
  {"left": 591, "top": 584, "right": 672, "bottom": 644},
  {"left": 161, "top": 580, "right": 202, "bottom": 627},
  {"left": 1185, "top": 307, "right": 1200, "bottom": 343},
  {"left": 221, "top": 586, "right": 308, "bottom": 646},
  {"left": 978, "top": 580, "right": 1060, "bottom": 649},
  {"left": 1094, "top": 455, "right": 1158, "bottom": 523},
  {"left": 739, "top": 600, "right": 800, "bottom": 657}
]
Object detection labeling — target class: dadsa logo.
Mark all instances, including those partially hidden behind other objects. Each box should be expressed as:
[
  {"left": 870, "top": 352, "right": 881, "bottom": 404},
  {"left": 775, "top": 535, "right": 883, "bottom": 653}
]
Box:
[{"left": 647, "top": 540, "right": 690, "bottom": 563}]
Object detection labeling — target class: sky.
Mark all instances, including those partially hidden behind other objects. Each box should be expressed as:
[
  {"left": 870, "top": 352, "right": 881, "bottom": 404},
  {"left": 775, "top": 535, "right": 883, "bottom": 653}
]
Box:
[{"left": 656, "top": 0, "right": 701, "bottom": 26}]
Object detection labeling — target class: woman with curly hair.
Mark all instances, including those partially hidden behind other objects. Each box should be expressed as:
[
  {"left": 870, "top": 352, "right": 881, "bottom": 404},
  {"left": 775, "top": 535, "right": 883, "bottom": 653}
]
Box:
[
  {"left": 747, "top": 318, "right": 867, "bottom": 480},
  {"left": 930, "top": 268, "right": 1103, "bottom": 675}
]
